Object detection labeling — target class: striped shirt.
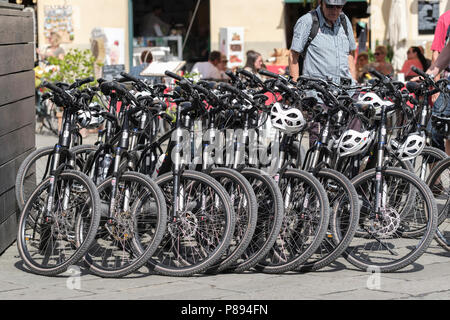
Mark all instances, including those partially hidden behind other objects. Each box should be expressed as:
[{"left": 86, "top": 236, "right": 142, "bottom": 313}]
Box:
[{"left": 290, "top": 6, "right": 356, "bottom": 84}]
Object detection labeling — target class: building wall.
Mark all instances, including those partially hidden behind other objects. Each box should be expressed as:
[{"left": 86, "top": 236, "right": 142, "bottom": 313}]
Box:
[
  {"left": 370, "top": 0, "right": 450, "bottom": 56},
  {"left": 0, "top": 2, "right": 35, "bottom": 254},
  {"left": 210, "top": 0, "right": 286, "bottom": 63},
  {"left": 36, "top": 0, "right": 130, "bottom": 70}
]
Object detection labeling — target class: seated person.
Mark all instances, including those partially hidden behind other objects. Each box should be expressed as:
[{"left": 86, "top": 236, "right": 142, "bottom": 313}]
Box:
[{"left": 191, "top": 51, "right": 222, "bottom": 80}]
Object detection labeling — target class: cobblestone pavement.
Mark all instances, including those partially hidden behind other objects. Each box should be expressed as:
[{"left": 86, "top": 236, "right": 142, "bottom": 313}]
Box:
[
  {"left": 1, "top": 132, "right": 449, "bottom": 300},
  {"left": 1, "top": 240, "right": 450, "bottom": 300}
]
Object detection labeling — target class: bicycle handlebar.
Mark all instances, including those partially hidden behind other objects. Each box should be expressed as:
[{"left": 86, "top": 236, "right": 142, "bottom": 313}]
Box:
[{"left": 164, "top": 70, "right": 183, "bottom": 81}]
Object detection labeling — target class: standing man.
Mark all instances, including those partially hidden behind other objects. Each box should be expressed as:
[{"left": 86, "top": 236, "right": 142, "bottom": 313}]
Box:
[
  {"left": 289, "top": 0, "right": 357, "bottom": 146},
  {"left": 289, "top": 0, "right": 356, "bottom": 83},
  {"left": 429, "top": 10, "right": 450, "bottom": 155}
]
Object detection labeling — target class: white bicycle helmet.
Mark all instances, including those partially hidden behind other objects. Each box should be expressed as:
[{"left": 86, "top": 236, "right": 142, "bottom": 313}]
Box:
[
  {"left": 270, "top": 102, "right": 306, "bottom": 135},
  {"left": 389, "top": 133, "right": 425, "bottom": 161},
  {"left": 335, "top": 129, "right": 373, "bottom": 157},
  {"left": 357, "top": 92, "right": 395, "bottom": 119},
  {"left": 77, "top": 105, "right": 104, "bottom": 129}
]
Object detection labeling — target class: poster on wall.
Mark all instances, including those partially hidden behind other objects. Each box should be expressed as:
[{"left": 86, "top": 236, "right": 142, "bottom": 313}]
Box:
[
  {"left": 43, "top": 5, "right": 74, "bottom": 43},
  {"left": 219, "top": 27, "right": 244, "bottom": 68},
  {"left": 418, "top": 0, "right": 440, "bottom": 35},
  {"left": 103, "top": 28, "right": 125, "bottom": 66}
]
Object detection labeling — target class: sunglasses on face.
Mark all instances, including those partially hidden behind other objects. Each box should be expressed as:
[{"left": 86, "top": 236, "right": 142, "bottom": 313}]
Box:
[
  {"left": 374, "top": 52, "right": 381, "bottom": 56},
  {"left": 325, "top": 4, "right": 344, "bottom": 10}
]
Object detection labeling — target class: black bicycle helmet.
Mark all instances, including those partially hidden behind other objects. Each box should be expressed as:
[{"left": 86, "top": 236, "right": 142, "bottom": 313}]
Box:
[{"left": 323, "top": 0, "right": 347, "bottom": 5}]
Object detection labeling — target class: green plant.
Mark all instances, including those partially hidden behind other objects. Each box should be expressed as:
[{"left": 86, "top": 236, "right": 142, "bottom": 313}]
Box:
[{"left": 41, "top": 48, "right": 101, "bottom": 87}]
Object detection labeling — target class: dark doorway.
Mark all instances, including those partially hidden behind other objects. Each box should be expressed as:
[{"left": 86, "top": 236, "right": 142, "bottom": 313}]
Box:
[{"left": 133, "top": 0, "right": 210, "bottom": 63}]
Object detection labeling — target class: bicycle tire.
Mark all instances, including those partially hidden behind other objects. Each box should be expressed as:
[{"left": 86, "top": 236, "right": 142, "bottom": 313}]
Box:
[
  {"left": 412, "top": 146, "right": 448, "bottom": 182},
  {"left": 426, "top": 157, "right": 450, "bottom": 251},
  {"left": 225, "top": 167, "right": 284, "bottom": 273},
  {"left": 17, "top": 170, "right": 101, "bottom": 276},
  {"left": 206, "top": 167, "right": 258, "bottom": 273},
  {"left": 82, "top": 172, "right": 167, "bottom": 278},
  {"left": 255, "top": 169, "right": 330, "bottom": 273},
  {"left": 297, "top": 168, "right": 360, "bottom": 272},
  {"left": 148, "top": 170, "right": 236, "bottom": 276},
  {"left": 344, "top": 167, "right": 438, "bottom": 272}
]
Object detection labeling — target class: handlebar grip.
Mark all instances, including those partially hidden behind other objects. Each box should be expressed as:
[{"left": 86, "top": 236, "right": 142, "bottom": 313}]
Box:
[
  {"left": 41, "top": 92, "right": 52, "bottom": 100},
  {"left": 217, "top": 82, "right": 241, "bottom": 95},
  {"left": 275, "top": 81, "right": 293, "bottom": 96},
  {"left": 258, "top": 69, "right": 279, "bottom": 79},
  {"left": 225, "top": 70, "right": 240, "bottom": 82},
  {"left": 368, "top": 68, "right": 385, "bottom": 80},
  {"left": 100, "top": 81, "right": 128, "bottom": 96},
  {"left": 411, "top": 66, "right": 429, "bottom": 79},
  {"left": 120, "top": 72, "right": 141, "bottom": 83},
  {"left": 76, "top": 77, "right": 95, "bottom": 87},
  {"left": 239, "top": 68, "right": 263, "bottom": 85},
  {"left": 164, "top": 70, "right": 183, "bottom": 81},
  {"left": 193, "top": 83, "right": 210, "bottom": 97},
  {"left": 42, "top": 81, "right": 64, "bottom": 95}
]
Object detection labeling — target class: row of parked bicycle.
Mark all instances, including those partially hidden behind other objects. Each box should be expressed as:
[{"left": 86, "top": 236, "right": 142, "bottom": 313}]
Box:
[{"left": 16, "top": 65, "right": 450, "bottom": 278}]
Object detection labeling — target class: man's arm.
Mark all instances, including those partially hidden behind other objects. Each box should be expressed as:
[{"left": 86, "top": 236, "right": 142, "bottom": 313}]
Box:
[
  {"left": 289, "top": 50, "right": 300, "bottom": 82},
  {"left": 428, "top": 42, "right": 450, "bottom": 78},
  {"left": 348, "top": 50, "right": 356, "bottom": 81}
]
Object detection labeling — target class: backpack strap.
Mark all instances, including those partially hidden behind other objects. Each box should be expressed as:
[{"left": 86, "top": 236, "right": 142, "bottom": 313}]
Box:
[
  {"left": 300, "top": 10, "right": 320, "bottom": 58},
  {"left": 301, "top": 11, "right": 349, "bottom": 59},
  {"left": 339, "top": 13, "right": 349, "bottom": 38}
]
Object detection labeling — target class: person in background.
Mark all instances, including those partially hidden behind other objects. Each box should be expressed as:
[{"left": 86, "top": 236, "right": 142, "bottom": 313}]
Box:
[
  {"left": 141, "top": 5, "right": 171, "bottom": 37},
  {"left": 191, "top": 51, "right": 222, "bottom": 80},
  {"left": 355, "top": 51, "right": 369, "bottom": 83},
  {"left": 244, "top": 50, "right": 263, "bottom": 74},
  {"left": 217, "top": 53, "right": 230, "bottom": 81},
  {"left": 37, "top": 32, "right": 65, "bottom": 61},
  {"left": 418, "top": 45, "right": 432, "bottom": 71},
  {"left": 288, "top": 0, "right": 356, "bottom": 83},
  {"left": 428, "top": 10, "right": 450, "bottom": 155},
  {"left": 130, "top": 50, "right": 153, "bottom": 79},
  {"left": 288, "top": 0, "right": 357, "bottom": 146},
  {"left": 368, "top": 45, "right": 393, "bottom": 76},
  {"left": 37, "top": 32, "right": 66, "bottom": 134},
  {"left": 400, "top": 46, "right": 429, "bottom": 80}
]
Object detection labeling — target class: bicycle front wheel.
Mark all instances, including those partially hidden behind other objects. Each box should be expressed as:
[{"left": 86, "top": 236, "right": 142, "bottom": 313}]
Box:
[
  {"left": 148, "top": 170, "right": 236, "bottom": 276},
  {"left": 344, "top": 167, "right": 438, "bottom": 272},
  {"left": 256, "top": 169, "right": 330, "bottom": 273},
  {"left": 17, "top": 170, "right": 101, "bottom": 276},
  {"left": 83, "top": 172, "right": 167, "bottom": 278},
  {"left": 297, "top": 168, "right": 360, "bottom": 272},
  {"left": 426, "top": 158, "right": 450, "bottom": 251}
]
